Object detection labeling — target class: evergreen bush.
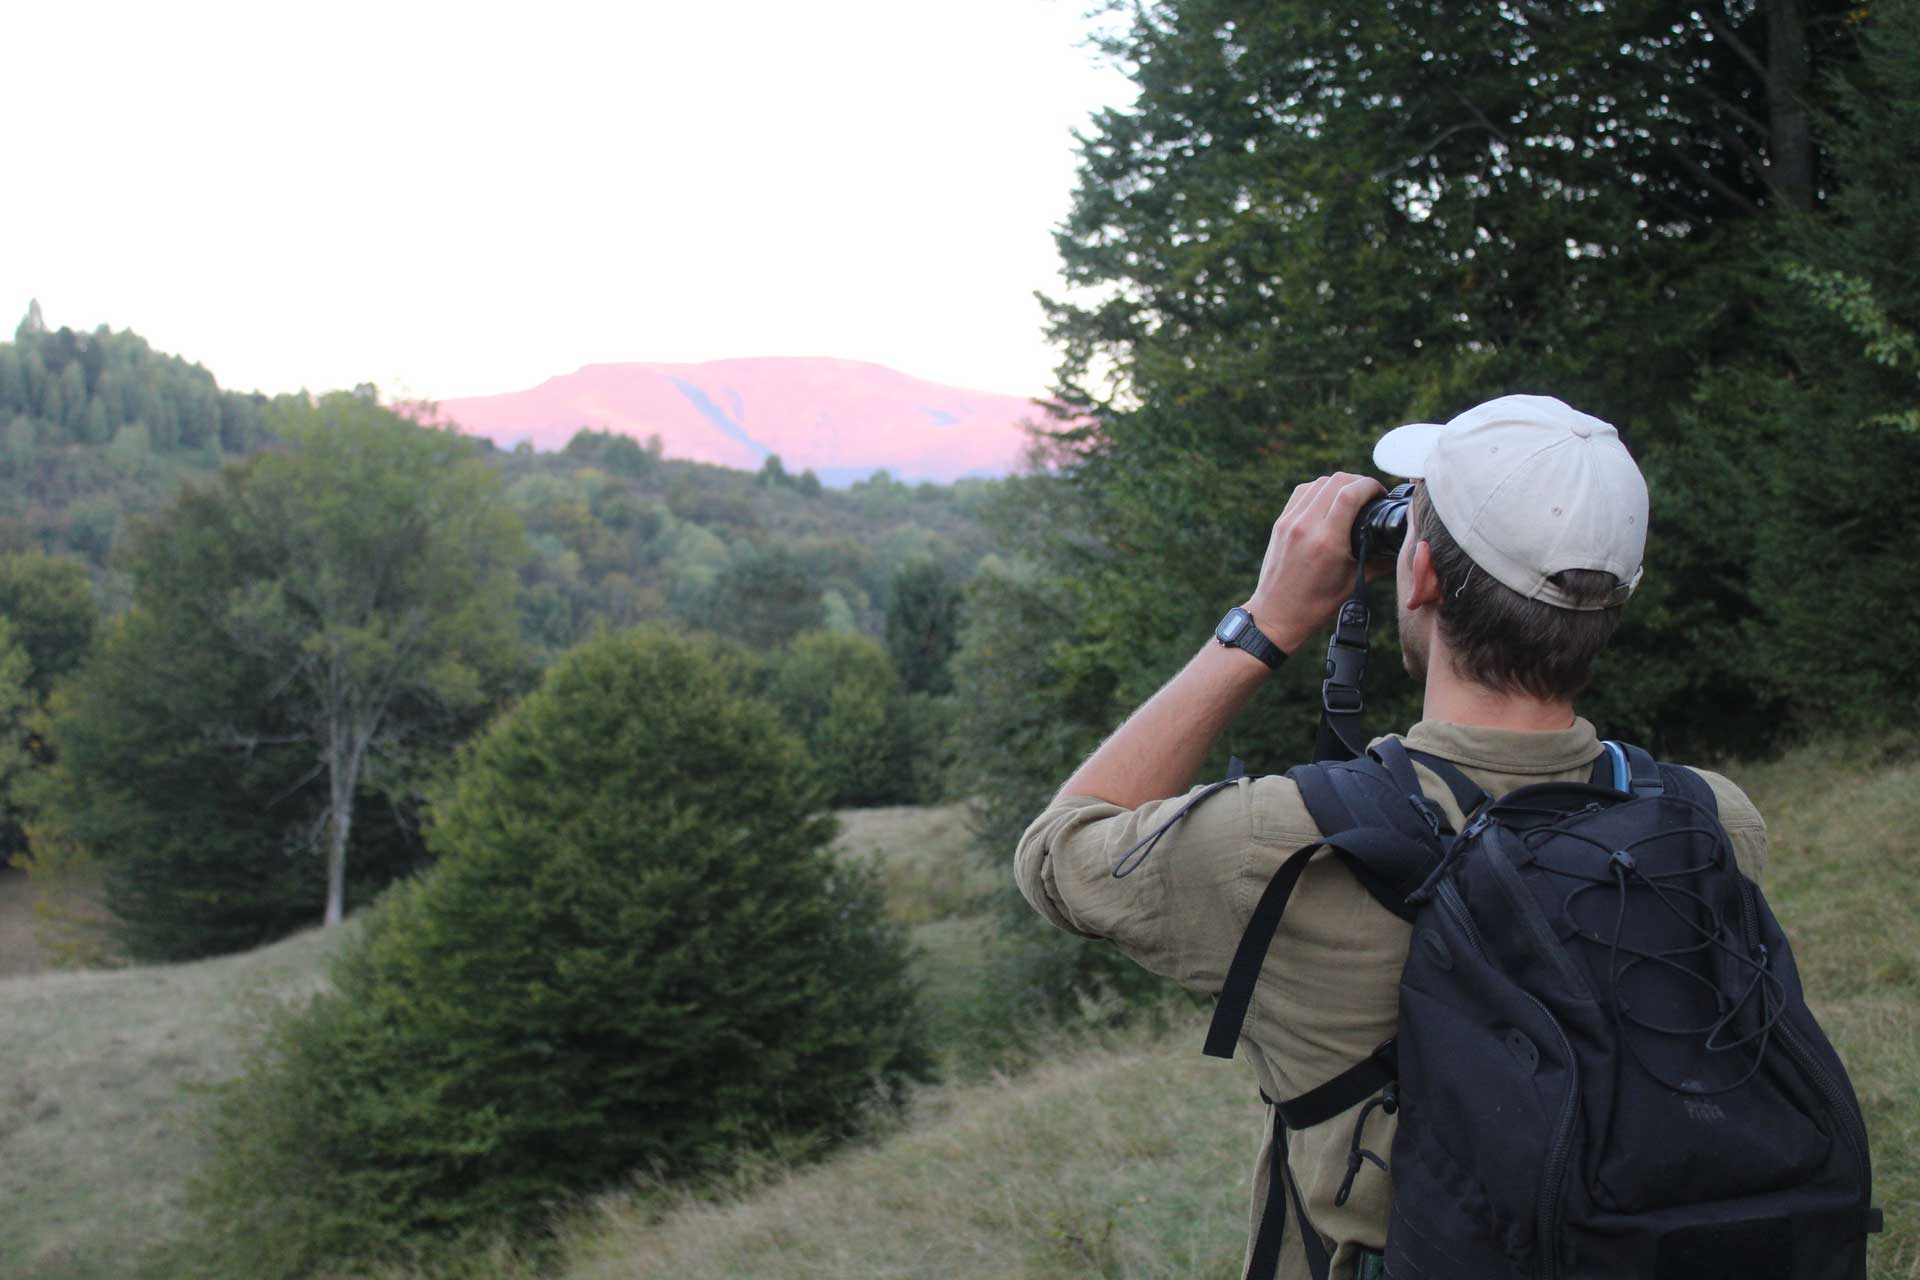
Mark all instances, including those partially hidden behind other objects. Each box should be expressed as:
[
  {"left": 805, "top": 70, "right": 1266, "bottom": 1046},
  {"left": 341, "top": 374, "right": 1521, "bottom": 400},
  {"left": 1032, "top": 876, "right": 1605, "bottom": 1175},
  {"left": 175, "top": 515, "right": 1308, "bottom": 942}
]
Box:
[{"left": 193, "top": 627, "right": 930, "bottom": 1274}]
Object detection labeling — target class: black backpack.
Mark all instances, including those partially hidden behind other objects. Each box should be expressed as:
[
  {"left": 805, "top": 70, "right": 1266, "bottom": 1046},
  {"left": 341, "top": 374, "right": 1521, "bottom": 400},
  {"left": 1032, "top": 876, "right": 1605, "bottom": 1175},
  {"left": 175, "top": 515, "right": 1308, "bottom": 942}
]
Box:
[{"left": 1204, "top": 737, "right": 1882, "bottom": 1280}]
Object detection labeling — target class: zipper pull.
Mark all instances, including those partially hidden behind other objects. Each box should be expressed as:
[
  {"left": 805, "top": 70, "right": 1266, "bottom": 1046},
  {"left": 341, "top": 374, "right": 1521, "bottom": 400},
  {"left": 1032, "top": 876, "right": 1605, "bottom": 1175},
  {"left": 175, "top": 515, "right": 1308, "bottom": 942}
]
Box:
[{"left": 1407, "top": 793, "right": 1444, "bottom": 837}]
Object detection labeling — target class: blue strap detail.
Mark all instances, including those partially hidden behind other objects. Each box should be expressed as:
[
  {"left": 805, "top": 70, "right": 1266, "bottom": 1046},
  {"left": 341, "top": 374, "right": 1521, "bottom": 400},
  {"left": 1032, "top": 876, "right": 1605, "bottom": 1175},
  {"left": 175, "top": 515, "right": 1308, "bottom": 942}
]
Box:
[{"left": 1603, "top": 740, "right": 1630, "bottom": 792}]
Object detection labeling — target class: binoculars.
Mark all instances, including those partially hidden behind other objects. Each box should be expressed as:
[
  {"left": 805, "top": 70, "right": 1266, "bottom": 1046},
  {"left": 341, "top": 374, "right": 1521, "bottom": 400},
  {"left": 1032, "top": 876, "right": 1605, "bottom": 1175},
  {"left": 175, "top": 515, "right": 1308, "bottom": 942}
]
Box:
[{"left": 1350, "top": 482, "right": 1417, "bottom": 561}]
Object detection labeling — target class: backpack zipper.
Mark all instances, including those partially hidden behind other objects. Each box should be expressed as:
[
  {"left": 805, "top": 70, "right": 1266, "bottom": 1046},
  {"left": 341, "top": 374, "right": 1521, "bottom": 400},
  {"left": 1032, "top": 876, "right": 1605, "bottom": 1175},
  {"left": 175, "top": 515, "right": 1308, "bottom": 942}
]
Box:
[
  {"left": 1775, "top": 1017, "right": 1871, "bottom": 1195},
  {"left": 1437, "top": 875, "right": 1579, "bottom": 1280},
  {"left": 1526, "top": 995, "right": 1579, "bottom": 1280},
  {"left": 1437, "top": 877, "right": 1487, "bottom": 960},
  {"left": 1729, "top": 852, "right": 1867, "bottom": 1194}
]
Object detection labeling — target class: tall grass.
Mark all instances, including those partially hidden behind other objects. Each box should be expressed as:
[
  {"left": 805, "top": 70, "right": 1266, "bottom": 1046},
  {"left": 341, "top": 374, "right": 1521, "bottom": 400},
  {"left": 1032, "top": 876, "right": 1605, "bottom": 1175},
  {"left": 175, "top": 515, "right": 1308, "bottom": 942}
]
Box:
[
  {"left": 370, "top": 1009, "right": 1255, "bottom": 1280},
  {"left": 400, "top": 744, "right": 1920, "bottom": 1280},
  {"left": 1736, "top": 744, "right": 1920, "bottom": 1280},
  {"left": 1, "top": 750, "right": 1912, "bottom": 1280},
  {"left": 0, "top": 924, "right": 354, "bottom": 1280}
]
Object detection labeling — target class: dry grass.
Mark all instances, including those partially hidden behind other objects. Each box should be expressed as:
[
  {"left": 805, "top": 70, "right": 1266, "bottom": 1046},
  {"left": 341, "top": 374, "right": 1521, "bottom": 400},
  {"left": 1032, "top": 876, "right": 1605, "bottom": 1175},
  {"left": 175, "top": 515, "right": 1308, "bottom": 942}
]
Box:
[
  {"left": 0, "top": 923, "right": 352, "bottom": 1280},
  {"left": 522, "top": 1010, "right": 1256, "bottom": 1280},
  {"left": 419, "top": 748, "right": 1920, "bottom": 1280},
  {"left": 0, "top": 807, "right": 994, "bottom": 1280},
  {"left": 3, "top": 756, "right": 1911, "bottom": 1280},
  {"left": 1731, "top": 745, "right": 1920, "bottom": 1280},
  {"left": 833, "top": 802, "right": 998, "bottom": 925},
  {"left": 0, "top": 864, "right": 47, "bottom": 979}
]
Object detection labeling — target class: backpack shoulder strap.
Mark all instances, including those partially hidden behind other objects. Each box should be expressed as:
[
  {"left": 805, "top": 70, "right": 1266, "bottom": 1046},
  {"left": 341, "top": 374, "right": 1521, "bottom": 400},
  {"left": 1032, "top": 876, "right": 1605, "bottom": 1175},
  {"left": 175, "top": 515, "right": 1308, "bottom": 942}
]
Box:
[
  {"left": 1207, "top": 748, "right": 1447, "bottom": 1062},
  {"left": 1289, "top": 742, "right": 1448, "bottom": 913},
  {"left": 1602, "top": 739, "right": 1719, "bottom": 815},
  {"left": 1399, "top": 745, "right": 1490, "bottom": 823}
]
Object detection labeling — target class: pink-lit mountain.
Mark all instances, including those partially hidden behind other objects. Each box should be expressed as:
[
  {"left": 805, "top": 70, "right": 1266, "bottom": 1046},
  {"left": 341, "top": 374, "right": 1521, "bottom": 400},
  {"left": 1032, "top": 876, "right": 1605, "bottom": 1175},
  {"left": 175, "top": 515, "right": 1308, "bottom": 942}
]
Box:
[{"left": 418, "top": 357, "right": 1049, "bottom": 485}]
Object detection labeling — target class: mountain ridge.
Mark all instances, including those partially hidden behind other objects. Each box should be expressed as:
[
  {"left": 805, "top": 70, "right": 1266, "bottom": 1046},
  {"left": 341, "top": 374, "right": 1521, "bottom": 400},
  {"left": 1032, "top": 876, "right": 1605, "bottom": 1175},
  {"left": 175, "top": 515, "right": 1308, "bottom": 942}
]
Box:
[{"left": 418, "top": 356, "right": 1049, "bottom": 485}]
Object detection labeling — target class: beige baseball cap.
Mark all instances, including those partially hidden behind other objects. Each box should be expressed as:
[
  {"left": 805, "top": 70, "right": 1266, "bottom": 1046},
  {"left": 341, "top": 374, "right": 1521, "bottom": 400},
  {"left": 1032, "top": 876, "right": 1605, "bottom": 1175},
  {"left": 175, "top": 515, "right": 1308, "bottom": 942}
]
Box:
[{"left": 1372, "top": 394, "right": 1647, "bottom": 611}]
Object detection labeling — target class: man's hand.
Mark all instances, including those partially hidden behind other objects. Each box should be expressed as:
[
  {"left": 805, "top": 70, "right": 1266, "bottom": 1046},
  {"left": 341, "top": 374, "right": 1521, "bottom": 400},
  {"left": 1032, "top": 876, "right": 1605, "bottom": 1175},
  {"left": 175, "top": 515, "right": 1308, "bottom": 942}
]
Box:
[
  {"left": 1048, "top": 470, "right": 1385, "bottom": 809},
  {"left": 1242, "top": 472, "right": 1387, "bottom": 655}
]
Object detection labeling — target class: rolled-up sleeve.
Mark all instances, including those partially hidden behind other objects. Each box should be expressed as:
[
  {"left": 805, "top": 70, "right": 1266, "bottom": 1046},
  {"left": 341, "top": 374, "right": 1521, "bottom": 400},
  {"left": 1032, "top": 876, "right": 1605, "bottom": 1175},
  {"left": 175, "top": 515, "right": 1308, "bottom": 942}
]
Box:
[{"left": 1014, "top": 780, "right": 1261, "bottom": 995}]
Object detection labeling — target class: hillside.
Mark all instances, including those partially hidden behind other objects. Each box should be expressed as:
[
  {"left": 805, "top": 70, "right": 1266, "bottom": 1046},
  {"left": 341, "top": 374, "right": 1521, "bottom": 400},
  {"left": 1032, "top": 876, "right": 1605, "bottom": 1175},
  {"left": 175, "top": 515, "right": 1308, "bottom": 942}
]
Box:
[
  {"left": 444, "top": 747, "right": 1920, "bottom": 1280},
  {"left": 0, "top": 321, "right": 1001, "bottom": 662},
  {"left": 422, "top": 357, "right": 1048, "bottom": 485},
  {"left": 1, "top": 748, "right": 1913, "bottom": 1280},
  {"left": 0, "top": 805, "right": 992, "bottom": 1280}
]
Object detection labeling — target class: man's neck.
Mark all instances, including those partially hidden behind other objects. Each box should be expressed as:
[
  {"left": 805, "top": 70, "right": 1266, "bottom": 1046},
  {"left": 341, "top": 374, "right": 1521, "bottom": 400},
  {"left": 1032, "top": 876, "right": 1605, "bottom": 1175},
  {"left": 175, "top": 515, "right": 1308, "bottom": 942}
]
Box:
[{"left": 1422, "top": 663, "right": 1577, "bottom": 733}]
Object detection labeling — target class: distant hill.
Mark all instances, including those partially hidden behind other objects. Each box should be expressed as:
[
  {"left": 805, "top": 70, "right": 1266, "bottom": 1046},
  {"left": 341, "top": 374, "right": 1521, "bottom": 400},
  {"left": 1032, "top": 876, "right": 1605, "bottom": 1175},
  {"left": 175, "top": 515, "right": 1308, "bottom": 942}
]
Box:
[{"left": 419, "top": 357, "right": 1050, "bottom": 485}]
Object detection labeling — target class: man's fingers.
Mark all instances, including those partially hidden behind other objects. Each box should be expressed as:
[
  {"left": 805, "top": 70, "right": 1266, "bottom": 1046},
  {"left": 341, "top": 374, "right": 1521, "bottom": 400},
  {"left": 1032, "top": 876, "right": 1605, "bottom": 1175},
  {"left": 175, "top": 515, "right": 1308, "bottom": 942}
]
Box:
[
  {"left": 1331, "top": 474, "right": 1388, "bottom": 522},
  {"left": 1277, "top": 477, "right": 1325, "bottom": 527},
  {"left": 1301, "top": 471, "right": 1362, "bottom": 528},
  {"left": 1274, "top": 473, "right": 1386, "bottom": 557}
]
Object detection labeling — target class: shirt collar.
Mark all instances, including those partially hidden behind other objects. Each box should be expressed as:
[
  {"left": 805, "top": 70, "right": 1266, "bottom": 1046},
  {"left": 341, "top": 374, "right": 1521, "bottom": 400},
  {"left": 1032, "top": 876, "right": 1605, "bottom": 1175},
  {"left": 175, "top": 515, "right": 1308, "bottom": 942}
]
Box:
[{"left": 1389, "top": 716, "right": 1602, "bottom": 775}]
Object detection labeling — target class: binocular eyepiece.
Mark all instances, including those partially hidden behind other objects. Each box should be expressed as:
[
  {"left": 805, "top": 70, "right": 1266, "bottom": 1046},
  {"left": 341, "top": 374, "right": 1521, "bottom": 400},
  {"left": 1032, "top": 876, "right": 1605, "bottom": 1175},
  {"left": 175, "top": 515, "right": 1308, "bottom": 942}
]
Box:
[{"left": 1350, "top": 482, "right": 1417, "bottom": 561}]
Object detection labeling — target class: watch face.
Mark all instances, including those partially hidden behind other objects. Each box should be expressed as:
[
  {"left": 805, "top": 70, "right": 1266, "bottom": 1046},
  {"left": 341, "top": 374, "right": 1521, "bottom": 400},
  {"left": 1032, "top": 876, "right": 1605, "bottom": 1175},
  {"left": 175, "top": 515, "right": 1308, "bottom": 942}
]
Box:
[{"left": 1218, "top": 611, "right": 1248, "bottom": 642}]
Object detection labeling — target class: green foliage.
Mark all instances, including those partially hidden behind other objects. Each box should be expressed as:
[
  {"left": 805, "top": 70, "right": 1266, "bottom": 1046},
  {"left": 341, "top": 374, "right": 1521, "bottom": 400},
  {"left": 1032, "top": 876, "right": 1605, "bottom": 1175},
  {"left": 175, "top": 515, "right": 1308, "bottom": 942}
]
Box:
[
  {"left": 493, "top": 436, "right": 990, "bottom": 658},
  {"left": 191, "top": 628, "right": 931, "bottom": 1275},
  {"left": 1785, "top": 1, "right": 1920, "bottom": 436},
  {"left": 765, "top": 631, "right": 921, "bottom": 806},
  {"left": 562, "top": 426, "right": 663, "bottom": 479},
  {"left": 0, "top": 314, "right": 272, "bottom": 571},
  {"left": 32, "top": 397, "right": 527, "bottom": 958},
  {"left": 1027, "top": 0, "right": 1871, "bottom": 756},
  {"left": 1687, "top": 4, "right": 1920, "bottom": 735},
  {"left": 705, "top": 545, "right": 828, "bottom": 647},
  {"left": 0, "top": 551, "right": 96, "bottom": 864},
  {"left": 0, "top": 551, "right": 96, "bottom": 701},
  {"left": 0, "top": 620, "right": 32, "bottom": 852},
  {"left": 31, "top": 607, "right": 421, "bottom": 959},
  {"left": 948, "top": 0, "right": 1906, "bottom": 1030},
  {"left": 884, "top": 559, "right": 964, "bottom": 696},
  {"left": 946, "top": 553, "right": 1173, "bottom": 1026}
]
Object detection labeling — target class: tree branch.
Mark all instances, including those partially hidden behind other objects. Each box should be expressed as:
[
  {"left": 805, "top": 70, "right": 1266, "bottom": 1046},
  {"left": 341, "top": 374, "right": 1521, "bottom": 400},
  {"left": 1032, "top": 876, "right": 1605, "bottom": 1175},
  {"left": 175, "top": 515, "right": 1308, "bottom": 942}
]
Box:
[
  {"left": 1372, "top": 122, "right": 1504, "bottom": 181},
  {"left": 1700, "top": 7, "right": 1771, "bottom": 82},
  {"left": 1658, "top": 139, "right": 1766, "bottom": 216}
]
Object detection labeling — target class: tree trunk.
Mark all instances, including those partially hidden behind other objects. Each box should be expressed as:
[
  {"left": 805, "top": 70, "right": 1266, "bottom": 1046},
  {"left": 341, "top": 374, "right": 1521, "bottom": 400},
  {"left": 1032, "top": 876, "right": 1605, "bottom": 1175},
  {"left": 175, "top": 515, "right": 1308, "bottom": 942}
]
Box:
[
  {"left": 322, "top": 732, "right": 364, "bottom": 928},
  {"left": 1766, "top": 0, "right": 1815, "bottom": 213}
]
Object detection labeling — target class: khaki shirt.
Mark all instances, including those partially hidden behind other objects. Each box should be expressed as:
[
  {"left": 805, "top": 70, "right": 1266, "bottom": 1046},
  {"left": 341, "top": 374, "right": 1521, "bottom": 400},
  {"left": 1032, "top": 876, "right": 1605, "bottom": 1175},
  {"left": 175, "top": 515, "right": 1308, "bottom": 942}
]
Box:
[{"left": 1014, "top": 717, "right": 1768, "bottom": 1280}]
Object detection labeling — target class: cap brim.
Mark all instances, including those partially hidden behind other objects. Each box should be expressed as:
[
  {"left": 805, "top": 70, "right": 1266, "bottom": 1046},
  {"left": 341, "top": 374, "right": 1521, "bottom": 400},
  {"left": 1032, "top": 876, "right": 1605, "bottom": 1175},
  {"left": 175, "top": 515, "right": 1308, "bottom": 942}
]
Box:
[{"left": 1373, "top": 422, "right": 1444, "bottom": 478}]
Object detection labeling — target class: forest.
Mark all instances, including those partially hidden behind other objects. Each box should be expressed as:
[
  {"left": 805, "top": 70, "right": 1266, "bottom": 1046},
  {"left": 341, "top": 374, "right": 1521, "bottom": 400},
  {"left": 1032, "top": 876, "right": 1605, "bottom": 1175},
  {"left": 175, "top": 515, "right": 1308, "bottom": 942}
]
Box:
[
  {"left": 1, "top": 1, "right": 1915, "bottom": 1277},
  {"left": 1, "top": 312, "right": 990, "bottom": 943}
]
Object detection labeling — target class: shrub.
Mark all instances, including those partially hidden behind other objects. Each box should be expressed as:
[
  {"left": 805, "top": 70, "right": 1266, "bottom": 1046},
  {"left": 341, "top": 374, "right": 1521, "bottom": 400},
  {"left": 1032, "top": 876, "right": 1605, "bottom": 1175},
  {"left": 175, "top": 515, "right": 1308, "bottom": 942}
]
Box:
[{"left": 192, "top": 627, "right": 931, "bottom": 1275}]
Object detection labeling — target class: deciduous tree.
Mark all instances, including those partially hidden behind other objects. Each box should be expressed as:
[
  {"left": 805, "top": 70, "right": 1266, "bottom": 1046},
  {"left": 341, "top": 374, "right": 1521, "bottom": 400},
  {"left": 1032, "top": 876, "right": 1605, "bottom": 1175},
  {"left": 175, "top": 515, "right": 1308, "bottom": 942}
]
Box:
[{"left": 37, "top": 395, "right": 527, "bottom": 952}]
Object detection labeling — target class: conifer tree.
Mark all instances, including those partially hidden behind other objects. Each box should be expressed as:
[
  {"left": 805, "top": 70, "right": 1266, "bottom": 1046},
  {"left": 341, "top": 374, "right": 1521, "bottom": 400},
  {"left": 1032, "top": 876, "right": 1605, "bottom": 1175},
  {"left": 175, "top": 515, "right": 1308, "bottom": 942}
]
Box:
[{"left": 194, "top": 627, "right": 930, "bottom": 1274}]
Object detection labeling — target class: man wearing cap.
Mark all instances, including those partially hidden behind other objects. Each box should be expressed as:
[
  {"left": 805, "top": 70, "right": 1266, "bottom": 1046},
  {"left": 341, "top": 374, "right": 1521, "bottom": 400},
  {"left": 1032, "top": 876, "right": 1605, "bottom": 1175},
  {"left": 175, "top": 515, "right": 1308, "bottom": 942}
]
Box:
[{"left": 1014, "top": 395, "right": 1767, "bottom": 1280}]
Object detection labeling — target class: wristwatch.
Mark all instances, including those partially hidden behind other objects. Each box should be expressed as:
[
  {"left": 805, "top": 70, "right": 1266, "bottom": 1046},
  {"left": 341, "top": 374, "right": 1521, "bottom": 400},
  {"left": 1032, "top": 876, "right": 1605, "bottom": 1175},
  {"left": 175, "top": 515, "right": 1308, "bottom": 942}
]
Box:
[{"left": 1215, "top": 607, "right": 1286, "bottom": 669}]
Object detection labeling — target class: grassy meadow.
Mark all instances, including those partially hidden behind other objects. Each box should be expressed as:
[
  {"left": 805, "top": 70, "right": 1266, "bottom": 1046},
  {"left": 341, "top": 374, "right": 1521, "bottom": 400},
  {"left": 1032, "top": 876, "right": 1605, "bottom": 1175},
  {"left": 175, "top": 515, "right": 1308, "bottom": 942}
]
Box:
[{"left": 0, "top": 750, "right": 1914, "bottom": 1280}]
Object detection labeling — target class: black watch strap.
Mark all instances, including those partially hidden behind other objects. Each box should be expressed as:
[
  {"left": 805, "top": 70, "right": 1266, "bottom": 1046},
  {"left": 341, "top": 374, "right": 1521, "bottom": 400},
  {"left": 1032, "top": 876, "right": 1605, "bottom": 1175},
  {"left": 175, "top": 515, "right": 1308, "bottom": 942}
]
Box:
[{"left": 1216, "top": 607, "right": 1286, "bottom": 670}]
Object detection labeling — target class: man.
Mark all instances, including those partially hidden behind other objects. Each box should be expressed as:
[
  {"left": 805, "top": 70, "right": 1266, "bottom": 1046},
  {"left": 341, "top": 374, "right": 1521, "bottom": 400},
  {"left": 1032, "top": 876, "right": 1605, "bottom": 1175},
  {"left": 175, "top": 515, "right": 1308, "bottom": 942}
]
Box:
[{"left": 1014, "top": 395, "right": 1767, "bottom": 1280}]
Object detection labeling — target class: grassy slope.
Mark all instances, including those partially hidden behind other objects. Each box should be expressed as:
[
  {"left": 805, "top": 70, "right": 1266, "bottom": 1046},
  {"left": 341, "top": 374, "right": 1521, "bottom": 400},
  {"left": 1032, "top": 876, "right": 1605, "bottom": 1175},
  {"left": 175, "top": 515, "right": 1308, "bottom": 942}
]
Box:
[
  {"left": 0, "top": 923, "right": 354, "bottom": 1280},
  {"left": 0, "top": 807, "right": 990, "bottom": 1280},
  {"left": 0, "top": 866, "right": 46, "bottom": 979},
  {"left": 524, "top": 746, "right": 1920, "bottom": 1280},
  {"left": 1, "top": 754, "right": 1913, "bottom": 1280},
  {"left": 549, "top": 1012, "right": 1255, "bottom": 1280}
]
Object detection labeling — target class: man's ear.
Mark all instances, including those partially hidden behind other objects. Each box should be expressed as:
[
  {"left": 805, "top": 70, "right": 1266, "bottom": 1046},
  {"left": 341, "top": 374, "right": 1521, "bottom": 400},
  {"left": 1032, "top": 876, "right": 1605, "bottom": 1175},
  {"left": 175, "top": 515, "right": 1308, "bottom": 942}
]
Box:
[{"left": 1403, "top": 539, "right": 1443, "bottom": 611}]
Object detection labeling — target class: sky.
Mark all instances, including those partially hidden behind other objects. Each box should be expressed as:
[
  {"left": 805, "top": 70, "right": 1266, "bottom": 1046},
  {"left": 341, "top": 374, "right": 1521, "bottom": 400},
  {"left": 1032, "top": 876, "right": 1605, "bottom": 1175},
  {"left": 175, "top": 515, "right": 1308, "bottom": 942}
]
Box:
[{"left": 1, "top": 0, "right": 1133, "bottom": 403}]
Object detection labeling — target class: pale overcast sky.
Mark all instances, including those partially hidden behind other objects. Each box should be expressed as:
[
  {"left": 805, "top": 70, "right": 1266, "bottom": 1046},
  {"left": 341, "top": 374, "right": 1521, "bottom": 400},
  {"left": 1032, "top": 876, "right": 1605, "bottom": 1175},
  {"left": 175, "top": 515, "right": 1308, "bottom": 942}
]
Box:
[{"left": 1, "top": 0, "right": 1132, "bottom": 402}]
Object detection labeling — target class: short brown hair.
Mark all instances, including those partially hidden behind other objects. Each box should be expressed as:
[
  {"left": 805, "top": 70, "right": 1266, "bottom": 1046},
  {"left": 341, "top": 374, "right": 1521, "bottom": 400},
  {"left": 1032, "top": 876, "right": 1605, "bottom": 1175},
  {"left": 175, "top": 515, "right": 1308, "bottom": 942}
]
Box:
[{"left": 1412, "top": 484, "right": 1624, "bottom": 701}]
